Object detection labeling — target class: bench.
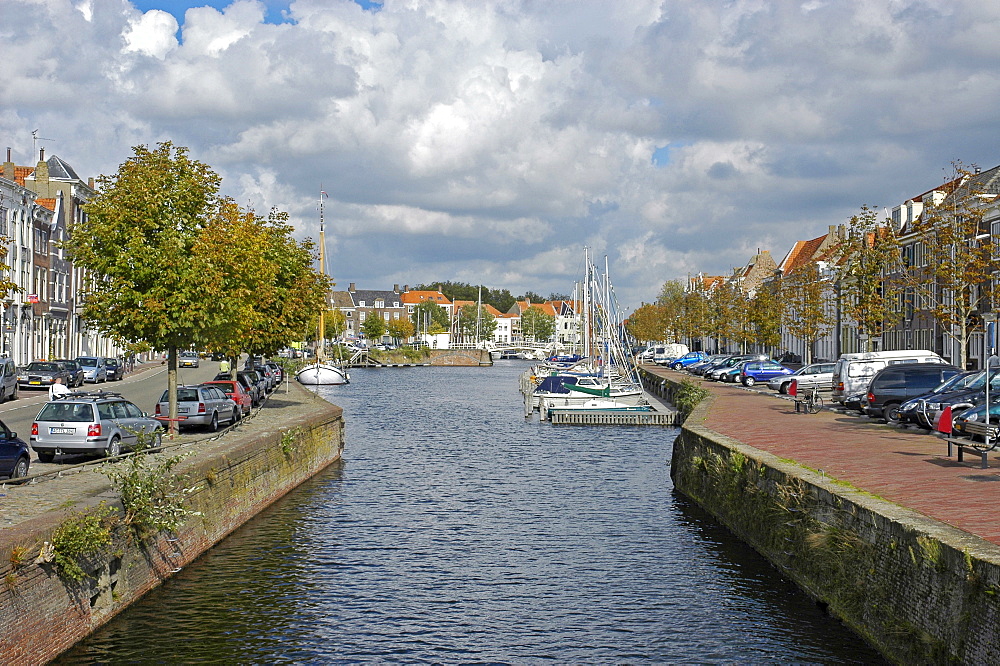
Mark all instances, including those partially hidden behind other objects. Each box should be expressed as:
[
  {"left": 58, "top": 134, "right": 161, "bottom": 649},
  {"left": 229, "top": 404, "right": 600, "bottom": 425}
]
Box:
[{"left": 942, "top": 421, "right": 1000, "bottom": 469}]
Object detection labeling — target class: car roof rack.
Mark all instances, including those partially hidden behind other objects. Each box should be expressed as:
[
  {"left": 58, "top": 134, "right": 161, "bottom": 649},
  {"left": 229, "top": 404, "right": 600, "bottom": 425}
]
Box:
[{"left": 57, "top": 390, "right": 124, "bottom": 400}]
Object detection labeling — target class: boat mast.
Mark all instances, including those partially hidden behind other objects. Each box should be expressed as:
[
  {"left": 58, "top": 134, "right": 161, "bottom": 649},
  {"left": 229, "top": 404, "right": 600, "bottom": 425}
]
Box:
[
  {"left": 583, "top": 247, "right": 590, "bottom": 360},
  {"left": 318, "top": 191, "right": 327, "bottom": 363}
]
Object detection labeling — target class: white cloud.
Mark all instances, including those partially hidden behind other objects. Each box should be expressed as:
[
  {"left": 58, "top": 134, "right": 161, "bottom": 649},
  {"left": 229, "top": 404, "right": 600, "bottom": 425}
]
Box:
[{"left": 2, "top": 0, "right": 1000, "bottom": 309}]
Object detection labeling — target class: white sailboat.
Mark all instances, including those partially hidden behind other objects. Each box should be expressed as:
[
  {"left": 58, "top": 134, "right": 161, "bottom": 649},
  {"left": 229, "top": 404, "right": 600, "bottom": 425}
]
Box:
[{"left": 297, "top": 191, "right": 350, "bottom": 386}]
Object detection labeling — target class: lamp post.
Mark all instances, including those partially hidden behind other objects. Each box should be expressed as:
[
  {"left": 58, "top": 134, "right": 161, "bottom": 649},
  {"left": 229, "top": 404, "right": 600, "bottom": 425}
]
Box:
[{"left": 983, "top": 312, "right": 999, "bottom": 448}]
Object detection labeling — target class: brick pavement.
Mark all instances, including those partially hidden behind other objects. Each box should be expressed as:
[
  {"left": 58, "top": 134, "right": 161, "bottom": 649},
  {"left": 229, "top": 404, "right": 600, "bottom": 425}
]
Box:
[{"left": 646, "top": 365, "right": 1000, "bottom": 545}]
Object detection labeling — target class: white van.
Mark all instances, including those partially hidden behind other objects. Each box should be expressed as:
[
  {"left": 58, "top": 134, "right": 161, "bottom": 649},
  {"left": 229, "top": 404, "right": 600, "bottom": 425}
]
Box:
[
  {"left": 831, "top": 349, "right": 945, "bottom": 404},
  {"left": 654, "top": 343, "right": 689, "bottom": 366}
]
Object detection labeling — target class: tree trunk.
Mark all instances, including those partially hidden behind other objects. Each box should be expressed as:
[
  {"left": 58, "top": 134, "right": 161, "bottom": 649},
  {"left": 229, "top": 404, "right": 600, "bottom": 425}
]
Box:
[{"left": 167, "top": 345, "right": 179, "bottom": 436}]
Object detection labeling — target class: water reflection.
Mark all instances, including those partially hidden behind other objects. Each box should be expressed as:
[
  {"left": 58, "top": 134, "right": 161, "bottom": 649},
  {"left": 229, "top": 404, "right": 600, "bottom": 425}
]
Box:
[{"left": 60, "top": 363, "right": 883, "bottom": 663}]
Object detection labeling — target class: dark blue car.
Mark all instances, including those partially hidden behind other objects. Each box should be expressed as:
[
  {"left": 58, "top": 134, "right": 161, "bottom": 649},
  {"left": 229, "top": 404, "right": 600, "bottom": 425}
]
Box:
[
  {"left": 738, "top": 360, "right": 794, "bottom": 387},
  {"left": 0, "top": 419, "right": 30, "bottom": 479}
]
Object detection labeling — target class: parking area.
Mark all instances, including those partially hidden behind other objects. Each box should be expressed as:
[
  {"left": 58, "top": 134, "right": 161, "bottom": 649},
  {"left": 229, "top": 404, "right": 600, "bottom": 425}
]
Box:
[{"left": 646, "top": 363, "right": 1000, "bottom": 545}]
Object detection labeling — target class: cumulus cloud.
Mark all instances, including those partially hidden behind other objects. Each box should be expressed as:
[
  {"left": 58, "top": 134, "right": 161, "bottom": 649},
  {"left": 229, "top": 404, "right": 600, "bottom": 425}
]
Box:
[{"left": 2, "top": 0, "right": 1000, "bottom": 309}]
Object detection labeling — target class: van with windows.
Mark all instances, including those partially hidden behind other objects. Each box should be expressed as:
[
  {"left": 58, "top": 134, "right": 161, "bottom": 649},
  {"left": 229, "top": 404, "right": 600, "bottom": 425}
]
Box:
[
  {"left": 653, "top": 343, "right": 689, "bottom": 366},
  {"left": 831, "top": 349, "right": 945, "bottom": 405}
]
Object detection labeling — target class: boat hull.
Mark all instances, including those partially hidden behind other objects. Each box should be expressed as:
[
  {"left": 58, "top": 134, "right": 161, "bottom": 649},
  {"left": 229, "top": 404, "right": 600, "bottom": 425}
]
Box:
[{"left": 296, "top": 363, "right": 350, "bottom": 385}]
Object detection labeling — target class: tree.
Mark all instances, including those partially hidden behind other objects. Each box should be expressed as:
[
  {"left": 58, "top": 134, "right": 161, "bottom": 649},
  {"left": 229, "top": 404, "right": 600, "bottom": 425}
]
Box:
[
  {"left": 69, "top": 141, "right": 228, "bottom": 432},
  {"left": 324, "top": 309, "right": 347, "bottom": 341},
  {"left": 626, "top": 303, "right": 667, "bottom": 343},
  {"left": 520, "top": 305, "right": 555, "bottom": 342},
  {"left": 387, "top": 317, "right": 414, "bottom": 342},
  {"left": 362, "top": 312, "right": 386, "bottom": 341},
  {"left": 411, "top": 300, "right": 449, "bottom": 334},
  {"left": 199, "top": 201, "right": 329, "bottom": 359},
  {"left": 519, "top": 291, "right": 545, "bottom": 304},
  {"left": 457, "top": 303, "right": 498, "bottom": 341},
  {"left": 903, "top": 162, "right": 997, "bottom": 367},
  {"left": 830, "top": 205, "right": 902, "bottom": 351},
  {"left": 707, "top": 282, "right": 743, "bottom": 352},
  {"left": 781, "top": 263, "right": 835, "bottom": 363},
  {"left": 749, "top": 281, "right": 785, "bottom": 353}
]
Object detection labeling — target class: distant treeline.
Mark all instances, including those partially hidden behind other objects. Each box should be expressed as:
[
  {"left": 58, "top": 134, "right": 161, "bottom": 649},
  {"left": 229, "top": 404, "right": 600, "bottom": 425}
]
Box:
[{"left": 413, "top": 281, "right": 569, "bottom": 313}]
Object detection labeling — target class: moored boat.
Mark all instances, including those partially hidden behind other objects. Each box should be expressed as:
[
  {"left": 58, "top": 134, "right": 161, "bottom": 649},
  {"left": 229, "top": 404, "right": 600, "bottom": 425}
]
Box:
[{"left": 296, "top": 362, "right": 350, "bottom": 385}]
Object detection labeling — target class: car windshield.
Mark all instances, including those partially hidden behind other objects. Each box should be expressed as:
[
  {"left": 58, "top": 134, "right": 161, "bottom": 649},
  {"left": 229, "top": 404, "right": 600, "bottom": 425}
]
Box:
[
  {"left": 77, "top": 357, "right": 100, "bottom": 366},
  {"left": 37, "top": 402, "right": 94, "bottom": 422},
  {"left": 26, "top": 362, "right": 60, "bottom": 372},
  {"left": 181, "top": 351, "right": 198, "bottom": 357}
]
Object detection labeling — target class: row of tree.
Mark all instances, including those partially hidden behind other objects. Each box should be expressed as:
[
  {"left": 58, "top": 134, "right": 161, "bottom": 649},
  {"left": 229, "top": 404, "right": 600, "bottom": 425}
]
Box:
[
  {"left": 628, "top": 163, "right": 997, "bottom": 366},
  {"left": 413, "top": 281, "right": 568, "bottom": 314}
]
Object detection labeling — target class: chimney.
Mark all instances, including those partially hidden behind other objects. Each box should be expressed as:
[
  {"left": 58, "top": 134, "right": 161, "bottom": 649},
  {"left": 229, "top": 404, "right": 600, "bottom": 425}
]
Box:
[
  {"left": 39, "top": 148, "right": 45, "bottom": 162},
  {"left": 348, "top": 282, "right": 356, "bottom": 292},
  {"left": 393, "top": 284, "right": 400, "bottom": 293},
  {"left": 3, "top": 148, "right": 13, "bottom": 181},
  {"left": 403, "top": 285, "right": 409, "bottom": 292}
]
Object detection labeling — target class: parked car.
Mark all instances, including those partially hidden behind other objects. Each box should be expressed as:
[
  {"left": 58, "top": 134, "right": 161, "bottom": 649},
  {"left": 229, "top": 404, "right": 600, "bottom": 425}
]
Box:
[
  {"left": 0, "top": 419, "right": 30, "bottom": 479},
  {"left": 248, "top": 364, "right": 277, "bottom": 392},
  {"left": 669, "top": 351, "right": 710, "bottom": 371},
  {"left": 687, "top": 354, "right": 731, "bottom": 376},
  {"left": 76, "top": 356, "right": 108, "bottom": 383},
  {"left": 54, "top": 359, "right": 85, "bottom": 388},
  {"left": 708, "top": 355, "right": 766, "bottom": 381},
  {"left": 240, "top": 369, "right": 268, "bottom": 398},
  {"left": 264, "top": 361, "right": 284, "bottom": 383},
  {"left": 831, "top": 349, "right": 944, "bottom": 405},
  {"left": 900, "top": 370, "right": 1000, "bottom": 429},
  {"left": 31, "top": 392, "right": 162, "bottom": 461},
  {"left": 17, "top": 361, "right": 73, "bottom": 391},
  {"left": 104, "top": 357, "right": 124, "bottom": 381},
  {"left": 767, "top": 362, "right": 835, "bottom": 394},
  {"left": 863, "top": 362, "right": 962, "bottom": 422},
  {"left": 179, "top": 351, "right": 201, "bottom": 368},
  {"left": 155, "top": 385, "right": 239, "bottom": 432},
  {"left": 202, "top": 380, "right": 253, "bottom": 417},
  {"left": 739, "top": 360, "right": 795, "bottom": 387},
  {"left": 0, "top": 356, "right": 18, "bottom": 402},
  {"left": 217, "top": 371, "right": 264, "bottom": 406}
]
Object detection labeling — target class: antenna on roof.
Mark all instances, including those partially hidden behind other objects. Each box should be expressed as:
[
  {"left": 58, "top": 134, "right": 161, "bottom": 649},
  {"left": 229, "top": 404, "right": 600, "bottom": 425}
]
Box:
[{"left": 31, "top": 130, "right": 55, "bottom": 157}]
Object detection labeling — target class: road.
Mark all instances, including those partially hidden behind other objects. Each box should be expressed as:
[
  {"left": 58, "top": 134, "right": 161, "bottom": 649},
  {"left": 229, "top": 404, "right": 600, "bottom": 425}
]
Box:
[{"left": 0, "top": 360, "right": 224, "bottom": 472}]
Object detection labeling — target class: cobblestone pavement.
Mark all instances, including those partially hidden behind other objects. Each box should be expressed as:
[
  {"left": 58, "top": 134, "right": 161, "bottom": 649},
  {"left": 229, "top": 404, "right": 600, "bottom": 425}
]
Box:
[
  {"left": 645, "top": 364, "right": 1000, "bottom": 546},
  {"left": 0, "top": 379, "right": 339, "bottom": 531}
]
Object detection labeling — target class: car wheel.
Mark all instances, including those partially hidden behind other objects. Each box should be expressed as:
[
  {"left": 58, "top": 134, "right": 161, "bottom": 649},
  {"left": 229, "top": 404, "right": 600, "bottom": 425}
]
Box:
[
  {"left": 152, "top": 430, "right": 163, "bottom": 450},
  {"left": 36, "top": 452, "right": 54, "bottom": 463},
  {"left": 209, "top": 412, "right": 219, "bottom": 432},
  {"left": 9, "top": 384, "right": 16, "bottom": 401},
  {"left": 742, "top": 376, "right": 755, "bottom": 387},
  {"left": 884, "top": 403, "right": 902, "bottom": 424},
  {"left": 671, "top": 362, "right": 683, "bottom": 371},
  {"left": 778, "top": 382, "right": 790, "bottom": 395},
  {"left": 12, "top": 457, "right": 29, "bottom": 478},
  {"left": 104, "top": 437, "right": 122, "bottom": 458}
]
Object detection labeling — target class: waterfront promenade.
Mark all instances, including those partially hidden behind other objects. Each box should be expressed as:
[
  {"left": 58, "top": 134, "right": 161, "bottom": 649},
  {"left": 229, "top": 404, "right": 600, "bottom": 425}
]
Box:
[{"left": 644, "top": 364, "right": 1000, "bottom": 545}]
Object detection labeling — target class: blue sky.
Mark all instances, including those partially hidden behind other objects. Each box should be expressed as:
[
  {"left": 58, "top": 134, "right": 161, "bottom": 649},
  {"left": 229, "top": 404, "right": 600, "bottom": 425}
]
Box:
[{"left": 4, "top": 1, "right": 1000, "bottom": 309}]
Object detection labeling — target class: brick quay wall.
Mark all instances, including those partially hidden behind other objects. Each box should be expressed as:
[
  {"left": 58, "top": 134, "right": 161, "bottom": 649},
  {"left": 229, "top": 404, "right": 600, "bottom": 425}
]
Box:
[
  {"left": 644, "top": 370, "right": 1000, "bottom": 663},
  {"left": 0, "top": 382, "right": 344, "bottom": 664}
]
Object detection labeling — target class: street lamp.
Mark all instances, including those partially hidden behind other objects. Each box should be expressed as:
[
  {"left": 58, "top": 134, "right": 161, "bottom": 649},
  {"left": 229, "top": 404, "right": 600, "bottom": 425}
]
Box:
[{"left": 983, "top": 312, "right": 999, "bottom": 448}]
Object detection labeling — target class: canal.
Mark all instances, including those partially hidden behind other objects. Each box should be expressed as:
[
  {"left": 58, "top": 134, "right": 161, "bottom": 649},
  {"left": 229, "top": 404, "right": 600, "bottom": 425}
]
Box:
[{"left": 59, "top": 362, "right": 883, "bottom": 663}]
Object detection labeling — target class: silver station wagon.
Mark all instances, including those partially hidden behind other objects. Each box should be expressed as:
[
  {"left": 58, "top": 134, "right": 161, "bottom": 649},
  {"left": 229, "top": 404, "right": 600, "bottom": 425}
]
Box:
[
  {"left": 31, "top": 391, "right": 163, "bottom": 462},
  {"left": 155, "top": 384, "right": 239, "bottom": 431}
]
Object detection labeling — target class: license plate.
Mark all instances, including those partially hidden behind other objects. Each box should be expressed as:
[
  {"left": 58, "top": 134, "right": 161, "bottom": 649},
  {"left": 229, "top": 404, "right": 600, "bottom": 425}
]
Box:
[
  {"left": 30, "top": 381, "right": 40, "bottom": 385},
  {"left": 50, "top": 427, "right": 74, "bottom": 435},
  {"left": 178, "top": 407, "right": 190, "bottom": 414}
]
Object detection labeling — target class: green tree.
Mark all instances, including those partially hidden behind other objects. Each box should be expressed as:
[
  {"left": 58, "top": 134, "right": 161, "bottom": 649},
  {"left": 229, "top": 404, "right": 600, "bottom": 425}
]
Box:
[
  {"left": 520, "top": 306, "right": 555, "bottom": 342},
  {"left": 519, "top": 291, "right": 546, "bottom": 304},
  {"left": 830, "top": 205, "right": 902, "bottom": 351},
  {"left": 324, "top": 309, "right": 347, "bottom": 341},
  {"left": 362, "top": 312, "right": 387, "bottom": 341},
  {"left": 782, "top": 263, "right": 834, "bottom": 363},
  {"left": 457, "top": 303, "right": 498, "bottom": 341},
  {"left": 626, "top": 303, "right": 667, "bottom": 343},
  {"left": 707, "top": 282, "right": 743, "bottom": 352},
  {"left": 70, "top": 141, "right": 228, "bottom": 432},
  {"left": 387, "top": 317, "right": 414, "bottom": 342},
  {"left": 749, "top": 281, "right": 784, "bottom": 353},
  {"left": 903, "top": 162, "right": 997, "bottom": 367},
  {"left": 411, "top": 300, "right": 450, "bottom": 333}
]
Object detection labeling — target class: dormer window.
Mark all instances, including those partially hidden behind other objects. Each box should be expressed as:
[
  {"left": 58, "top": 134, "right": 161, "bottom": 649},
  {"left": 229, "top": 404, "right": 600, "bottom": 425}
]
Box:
[
  {"left": 358, "top": 301, "right": 366, "bottom": 307},
  {"left": 375, "top": 299, "right": 384, "bottom": 308}
]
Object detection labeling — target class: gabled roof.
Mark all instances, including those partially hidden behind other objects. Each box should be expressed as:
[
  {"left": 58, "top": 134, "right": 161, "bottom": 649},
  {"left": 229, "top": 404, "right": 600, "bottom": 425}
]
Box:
[
  {"left": 400, "top": 290, "right": 451, "bottom": 305},
  {"left": 45, "top": 155, "right": 83, "bottom": 182},
  {"left": 453, "top": 300, "right": 506, "bottom": 318},
  {"left": 779, "top": 234, "right": 831, "bottom": 276},
  {"left": 36, "top": 198, "right": 56, "bottom": 212},
  {"left": 329, "top": 291, "right": 355, "bottom": 308},
  {"left": 11, "top": 166, "right": 33, "bottom": 187},
  {"left": 352, "top": 289, "right": 403, "bottom": 306}
]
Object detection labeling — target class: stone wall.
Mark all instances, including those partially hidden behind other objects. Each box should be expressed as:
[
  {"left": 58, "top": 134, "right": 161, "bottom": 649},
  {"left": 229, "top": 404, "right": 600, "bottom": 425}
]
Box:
[
  {"left": 0, "top": 393, "right": 344, "bottom": 664},
  {"left": 672, "top": 393, "right": 1000, "bottom": 663}
]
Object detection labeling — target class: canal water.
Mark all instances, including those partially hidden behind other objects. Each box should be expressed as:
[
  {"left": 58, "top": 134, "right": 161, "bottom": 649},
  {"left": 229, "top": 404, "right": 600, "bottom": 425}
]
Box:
[{"left": 60, "top": 362, "right": 883, "bottom": 663}]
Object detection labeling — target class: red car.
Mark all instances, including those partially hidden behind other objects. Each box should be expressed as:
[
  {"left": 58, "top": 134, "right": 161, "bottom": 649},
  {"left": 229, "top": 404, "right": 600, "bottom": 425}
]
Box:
[{"left": 202, "top": 380, "right": 253, "bottom": 417}]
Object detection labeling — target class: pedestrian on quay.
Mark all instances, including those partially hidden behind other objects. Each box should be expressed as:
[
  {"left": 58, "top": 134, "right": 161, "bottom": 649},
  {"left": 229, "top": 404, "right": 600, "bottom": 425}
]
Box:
[
  {"left": 219, "top": 357, "right": 231, "bottom": 374},
  {"left": 49, "top": 376, "right": 70, "bottom": 401}
]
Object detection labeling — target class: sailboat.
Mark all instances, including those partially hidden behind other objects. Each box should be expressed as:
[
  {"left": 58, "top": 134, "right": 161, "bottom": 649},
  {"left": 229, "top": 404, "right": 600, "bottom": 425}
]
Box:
[{"left": 297, "top": 191, "right": 350, "bottom": 386}]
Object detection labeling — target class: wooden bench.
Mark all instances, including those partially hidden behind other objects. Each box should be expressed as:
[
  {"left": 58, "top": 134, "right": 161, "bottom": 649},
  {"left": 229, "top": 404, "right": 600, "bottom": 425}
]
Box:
[{"left": 943, "top": 421, "right": 1000, "bottom": 469}]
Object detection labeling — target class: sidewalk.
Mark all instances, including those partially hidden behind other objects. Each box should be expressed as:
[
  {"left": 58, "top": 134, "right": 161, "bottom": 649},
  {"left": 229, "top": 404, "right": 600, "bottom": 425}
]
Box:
[{"left": 646, "top": 365, "right": 1000, "bottom": 545}]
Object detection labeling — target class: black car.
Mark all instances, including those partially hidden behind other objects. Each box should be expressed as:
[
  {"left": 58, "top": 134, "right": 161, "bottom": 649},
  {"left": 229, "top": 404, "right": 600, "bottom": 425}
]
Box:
[
  {"left": 864, "top": 362, "right": 963, "bottom": 422},
  {"left": 0, "top": 419, "right": 30, "bottom": 479},
  {"left": 17, "top": 361, "right": 73, "bottom": 390},
  {"left": 54, "top": 359, "right": 85, "bottom": 388}
]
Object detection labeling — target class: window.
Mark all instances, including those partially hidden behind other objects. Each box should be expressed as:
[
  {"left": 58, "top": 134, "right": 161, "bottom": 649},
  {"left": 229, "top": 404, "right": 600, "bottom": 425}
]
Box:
[
  {"left": 358, "top": 301, "right": 366, "bottom": 307},
  {"left": 375, "top": 299, "right": 384, "bottom": 308},
  {"left": 383, "top": 312, "right": 390, "bottom": 321}
]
